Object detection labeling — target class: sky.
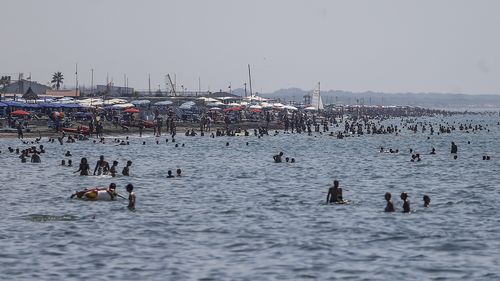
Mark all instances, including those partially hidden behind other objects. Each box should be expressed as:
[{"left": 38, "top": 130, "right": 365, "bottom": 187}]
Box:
[{"left": 1, "top": 0, "right": 499, "bottom": 94}]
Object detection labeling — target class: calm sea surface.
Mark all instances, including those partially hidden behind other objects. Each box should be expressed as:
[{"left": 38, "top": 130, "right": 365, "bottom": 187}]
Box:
[{"left": 1, "top": 114, "right": 500, "bottom": 280}]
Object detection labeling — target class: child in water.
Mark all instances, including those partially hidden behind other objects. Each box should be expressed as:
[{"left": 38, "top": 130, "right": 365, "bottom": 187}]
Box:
[{"left": 126, "top": 183, "right": 136, "bottom": 210}]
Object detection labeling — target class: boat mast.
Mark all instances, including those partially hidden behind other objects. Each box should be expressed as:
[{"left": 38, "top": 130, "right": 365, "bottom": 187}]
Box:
[
  {"left": 248, "top": 64, "right": 253, "bottom": 97},
  {"left": 318, "top": 82, "right": 320, "bottom": 109}
]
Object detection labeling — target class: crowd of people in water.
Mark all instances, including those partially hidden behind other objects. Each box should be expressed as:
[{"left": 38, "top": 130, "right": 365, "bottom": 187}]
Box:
[{"left": 1, "top": 107, "right": 498, "bottom": 213}]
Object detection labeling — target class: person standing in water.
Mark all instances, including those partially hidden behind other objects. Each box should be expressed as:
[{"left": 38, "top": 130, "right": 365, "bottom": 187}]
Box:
[
  {"left": 384, "top": 192, "right": 395, "bottom": 212},
  {"left": 451, "top": 142, "right": 458, "bottom": 154},
  {"left": 122, "top": 160, "right": 132, "bottom": 176},
  {"left": 94, "top": 155, "right": 110, "bottom": 175},
  {"left": 75, "top": 158, "right": 90, "bottom": 176},
  {"left": 401, "top": 192, "right": 411, "bottom": 213},
  {"left": 326, "top": 180, "right": 343, "bottom": 203},
  {"left": 110, "top": 161, "right": 119, "bottom": 177},
  {"left": 126, "top": 183, "right": 136, "bottom": 210}
]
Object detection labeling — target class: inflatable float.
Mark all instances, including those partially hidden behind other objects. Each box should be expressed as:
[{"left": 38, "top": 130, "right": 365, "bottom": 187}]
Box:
[{"left": 70, "top": 188, "right": 117, "bottom": 201}]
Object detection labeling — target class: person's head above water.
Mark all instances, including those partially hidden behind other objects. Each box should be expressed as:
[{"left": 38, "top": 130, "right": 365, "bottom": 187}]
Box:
[
  {"left": 400, "top": 192, "right": 408, "bottom": 200},
  {"left": 176, "top": 169, "right": 182, "bottom": 176},
  {"left": 385, "top": 192, "right": 392, "bottom": 201},
  {"left": 109, "top": 183, "right": 116, "bottom": 190},
  {"left": 100, "top": 155, "right": 104, "bottom": 161},
  {"left": 126, "top": 183, "right": 134, "bottom": 192},
  {"left": 423, "top": 195, "right": 430, "bottom": 207},
  {"left": 113, "top": 160, "right": 118, "bottom": 166}
]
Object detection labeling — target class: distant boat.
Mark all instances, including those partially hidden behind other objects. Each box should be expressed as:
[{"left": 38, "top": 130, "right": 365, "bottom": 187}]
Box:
[{"left": 310, "top": 82, "right": 324, "bottom": 110}]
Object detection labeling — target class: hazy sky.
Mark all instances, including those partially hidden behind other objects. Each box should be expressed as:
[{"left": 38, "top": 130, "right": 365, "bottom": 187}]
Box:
[{"left": 1, "top": 0, "right": 499, "bottom": 94}]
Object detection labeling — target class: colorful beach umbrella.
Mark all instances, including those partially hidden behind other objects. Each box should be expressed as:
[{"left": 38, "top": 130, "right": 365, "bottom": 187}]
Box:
[
  {"left": 123, "top": 108, "right": 140, "bottom": 113},
  {"left": 11, "top": 109, "right": 30, "bottom": 116}
]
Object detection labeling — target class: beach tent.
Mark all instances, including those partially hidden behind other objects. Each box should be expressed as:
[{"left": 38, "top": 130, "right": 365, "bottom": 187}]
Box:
[{"left": 22, "top": 87, "right": 38, "bottom": 100}]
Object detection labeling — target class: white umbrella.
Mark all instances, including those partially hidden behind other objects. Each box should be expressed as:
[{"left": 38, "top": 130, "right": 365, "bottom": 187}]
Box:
[
  {"left": 283, "top": 105, "right": 298, "bottom": 111},
  {"left": 304, "top": 106, "right": 318, "bottom": 111},
  {"left": 131, "top": 100, "right": 151, "bottom": 105},
  {"left": 155, "top": 100, "right": 173, "bottom": 106},
  {"left": 206, "top": 101, "right": 224, "bottom": 107}
]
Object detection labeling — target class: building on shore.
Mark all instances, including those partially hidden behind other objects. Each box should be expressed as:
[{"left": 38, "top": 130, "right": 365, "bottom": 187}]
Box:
[{"left": 1, "top": 79, "right": 51, "bottom": 97}]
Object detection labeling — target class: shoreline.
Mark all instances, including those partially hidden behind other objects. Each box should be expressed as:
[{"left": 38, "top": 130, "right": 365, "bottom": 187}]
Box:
[{"left": 0, "top": 121, "right": 282, "bottom": 139}]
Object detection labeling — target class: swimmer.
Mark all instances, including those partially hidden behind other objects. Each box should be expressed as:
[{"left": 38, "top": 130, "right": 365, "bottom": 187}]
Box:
[
  {"left": 451, "top": 142, "right": 458, "bottom": 154},
  {"left": 94, "top": 155, "right": 110, "bottom": 175},
  {"left": 68, "top": 159, "right": 73, "bottom": 167},
  {"left": 65, "top": 151, "right": 72, "bottom": 157},
  {"left": 75, "top": 157, "right": 90, "bottom": 176},
  {"left": 326, "top": 180, "right": 343, "bottom": 203},
  {"left": 423, "top": 195, "right": 430, "bottom": 207},
  {"left": 430, "top": 147, "right": 436, "bottom": 154},
  {"left": 273, "top": 152, "right": 284, "bottom": 163},
  {"left": 166, "top": 170, "right": 175, "bottom": 178},
  {"left": 122, "top": 160, "right": 132, "bottom": 176},
  {"left": 384, "top": 192, "right": 395, "bottom": 212},
  {"left": 110, "top": 160, "right": 118, "bottom": 177},
  {"left": 176, "top": 168, "right": 182, "bottom": 177},
  {"left": 61, "top": 160, "right": 66, "bottom": 166},
  {"left": 291, "top": 158, "right": 295, "bottom": 163},
  {"left": 126, "top": 183, "right": 136, "bottom": 210},
  {"left": 401, "top": 192, "right": 410, "bottom": 213},
  {"left": 31, "top": 152, "right": 41, "bottom": 163}
]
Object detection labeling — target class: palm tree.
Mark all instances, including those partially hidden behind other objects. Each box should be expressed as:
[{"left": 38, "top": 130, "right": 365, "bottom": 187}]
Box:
[{"left": 51, "top": 72, "right": 64, "bottom": 90}]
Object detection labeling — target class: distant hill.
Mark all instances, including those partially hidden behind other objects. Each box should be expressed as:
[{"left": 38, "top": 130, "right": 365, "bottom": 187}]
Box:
[{"left": 232, "top": 88, "right": 500, "bottom": 109}]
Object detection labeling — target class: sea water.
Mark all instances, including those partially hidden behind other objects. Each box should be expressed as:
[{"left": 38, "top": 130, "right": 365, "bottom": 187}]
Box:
[{"left": 1, "top": 114, "right": 500, "bottom": 280}]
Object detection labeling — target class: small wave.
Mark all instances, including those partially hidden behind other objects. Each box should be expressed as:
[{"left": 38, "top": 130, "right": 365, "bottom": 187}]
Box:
[{"left": 20, "top": 214, "right": 79, "bottom": 222}]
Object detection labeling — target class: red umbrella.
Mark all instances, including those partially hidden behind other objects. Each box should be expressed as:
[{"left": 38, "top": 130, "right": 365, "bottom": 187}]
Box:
[
  {"left": 223, "top": 106, "right": 242, "bottom": 113},
  {"left": 11, "top": 109, "right": 30, "bottom": 116},
  {"left": 249, "top": 108, "right": 262, "bottom": 113},
  {"left": 123, "top": 108, "right": 140, "bottom": 113}
]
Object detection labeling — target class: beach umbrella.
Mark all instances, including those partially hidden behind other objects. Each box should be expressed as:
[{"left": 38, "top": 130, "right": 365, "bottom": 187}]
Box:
[
  {"left": 304, "top": 106, "right": 318, "bottom": 111},
  {"left": 155, "top": 100, "right": 173, "bottom": 106},
  {"left": 11, "top": 109, "right": 30, "bottom": 116},
  {"left": 249, "top": 108, "right": 262, "bottom": 113},
  {"left": 123, "top": 108, "right": 140, "bottom": 113},
  {"left": 249, "top": 104, "right": 262, "bottom": 109},
  {"left": 223, "top": 106, "right": 242, "bottom": 113},
  {"left": 283, "top": 105, "right": 298, "bottom": 111}
]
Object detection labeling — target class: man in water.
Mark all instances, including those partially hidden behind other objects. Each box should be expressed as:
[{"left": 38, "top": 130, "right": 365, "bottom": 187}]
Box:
[
  {"left": 384, "top": 192, "right": 395, "bottom": 212},
  {"left": 94, "top": 155, "right": 110, "bottom": 175},
  {"left": 122, "top": 160, "right": 132, "bottom": 176},
  {"left": 401, "top": 192, "right": 411, "bottom": 213},
  {"left": 326, "top": 180, "right": 343, "bottom": 203},
  {"left": 126, "top": 183, "right": 136, "bottom": 210},
  {"left": 273, "top": 152, "right": 284, "bottom": 163},
  {"left": 451, "top": 142, "right": 458, "bottom": 154}
]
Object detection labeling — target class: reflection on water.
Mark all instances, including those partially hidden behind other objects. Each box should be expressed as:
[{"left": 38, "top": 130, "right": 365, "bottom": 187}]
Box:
[{"left": 1, "top": 114, "right": 500, "bottom": 280}]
